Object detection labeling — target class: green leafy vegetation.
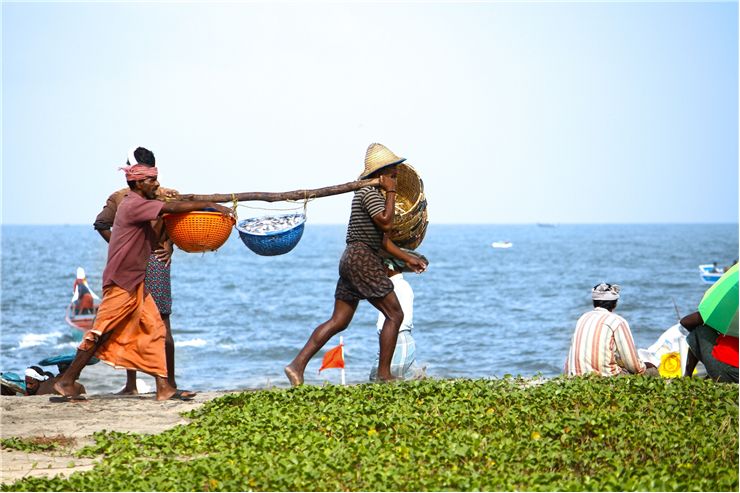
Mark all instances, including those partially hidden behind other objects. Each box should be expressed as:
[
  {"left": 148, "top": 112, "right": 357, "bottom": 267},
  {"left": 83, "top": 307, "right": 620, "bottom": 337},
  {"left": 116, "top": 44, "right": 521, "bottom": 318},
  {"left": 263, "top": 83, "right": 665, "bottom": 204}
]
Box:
[
  {"left": 4, "top": 377, "right": 738, "bottom": 491},
  {"left": 1, "top": 435, "right": 77, "bottom": 453}
]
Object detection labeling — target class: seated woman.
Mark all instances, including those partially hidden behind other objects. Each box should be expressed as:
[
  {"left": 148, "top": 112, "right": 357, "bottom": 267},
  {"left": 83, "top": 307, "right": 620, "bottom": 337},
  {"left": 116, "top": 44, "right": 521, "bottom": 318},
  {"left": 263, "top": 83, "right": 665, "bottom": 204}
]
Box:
[{"left": 681, "top": 312, "right": 738, "bottom": 383}]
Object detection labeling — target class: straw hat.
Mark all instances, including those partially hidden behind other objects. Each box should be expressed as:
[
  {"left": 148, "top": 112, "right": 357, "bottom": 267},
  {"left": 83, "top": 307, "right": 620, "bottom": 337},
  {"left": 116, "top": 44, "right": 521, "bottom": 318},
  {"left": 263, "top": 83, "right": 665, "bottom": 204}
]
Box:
[{"left": 359, "top": 143, "right": 406, "bottom": 179}]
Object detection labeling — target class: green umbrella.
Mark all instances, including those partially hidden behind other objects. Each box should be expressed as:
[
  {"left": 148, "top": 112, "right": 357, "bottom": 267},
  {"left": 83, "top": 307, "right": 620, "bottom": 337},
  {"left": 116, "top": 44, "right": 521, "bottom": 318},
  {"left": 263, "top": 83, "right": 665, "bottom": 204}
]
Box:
[{"left": 698, "top": 263, "right": 739, "bottom": 337}]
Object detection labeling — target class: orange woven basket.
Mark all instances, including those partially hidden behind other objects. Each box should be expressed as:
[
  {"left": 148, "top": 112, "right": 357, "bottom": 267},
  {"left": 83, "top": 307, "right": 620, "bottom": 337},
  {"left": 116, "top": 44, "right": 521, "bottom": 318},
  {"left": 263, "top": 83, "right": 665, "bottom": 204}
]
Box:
[{"left": 163, "top": 211, "right": 235, "bottom": 253}]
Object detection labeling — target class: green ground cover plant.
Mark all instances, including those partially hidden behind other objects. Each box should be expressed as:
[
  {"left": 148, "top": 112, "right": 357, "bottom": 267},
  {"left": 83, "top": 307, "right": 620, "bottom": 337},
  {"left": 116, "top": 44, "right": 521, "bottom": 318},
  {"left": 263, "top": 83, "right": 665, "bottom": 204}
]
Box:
[
  {"left": 1, "top": 435, "right": 76, "bottom": 453},
  {"left": 5, "top": 377, "right": 738, "bottom": 491}
]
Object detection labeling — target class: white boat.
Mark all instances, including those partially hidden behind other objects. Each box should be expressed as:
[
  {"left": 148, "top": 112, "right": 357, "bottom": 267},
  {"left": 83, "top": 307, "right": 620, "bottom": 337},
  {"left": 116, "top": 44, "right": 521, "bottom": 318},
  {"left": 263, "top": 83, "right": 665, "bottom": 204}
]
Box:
[
  {"left": 491, "top": 241, "right": 512, "bottom": 249},
  {"left": 699, "top": 264, "right": 723, "bottom": 284}
]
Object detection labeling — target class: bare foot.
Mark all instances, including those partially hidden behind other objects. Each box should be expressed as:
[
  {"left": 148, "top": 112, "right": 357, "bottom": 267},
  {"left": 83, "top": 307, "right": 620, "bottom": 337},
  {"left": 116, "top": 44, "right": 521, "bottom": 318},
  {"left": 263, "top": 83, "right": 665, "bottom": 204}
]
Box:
[
  {"left": 376, "top": 374, "right": 400, "bottom": 383},
  {"left": 155, "top": 377, "right": 177, "bottom": 401},
  {"left": 114, "top": 386, "right": 139, "bottom": 396},
  {"left": 53, "top": 380, "right": 81, "bottom": 398},
  {"left": 284, "top": 365, "right": 304, "bottom": 387}
]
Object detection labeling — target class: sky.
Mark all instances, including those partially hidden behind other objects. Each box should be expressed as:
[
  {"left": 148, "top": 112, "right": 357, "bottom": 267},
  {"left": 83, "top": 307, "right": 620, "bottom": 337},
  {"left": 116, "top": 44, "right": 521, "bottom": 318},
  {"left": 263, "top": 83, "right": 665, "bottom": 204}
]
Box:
[{"left": 2, "top": 0, "right": 738, "bottom": 225}]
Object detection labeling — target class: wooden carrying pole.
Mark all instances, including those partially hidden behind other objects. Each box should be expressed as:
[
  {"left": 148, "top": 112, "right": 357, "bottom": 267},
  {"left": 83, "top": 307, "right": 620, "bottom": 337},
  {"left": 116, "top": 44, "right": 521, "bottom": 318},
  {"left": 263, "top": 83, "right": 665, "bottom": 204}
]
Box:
[{"left": 174, "top": 178, "right": 380, "bottom": 203}]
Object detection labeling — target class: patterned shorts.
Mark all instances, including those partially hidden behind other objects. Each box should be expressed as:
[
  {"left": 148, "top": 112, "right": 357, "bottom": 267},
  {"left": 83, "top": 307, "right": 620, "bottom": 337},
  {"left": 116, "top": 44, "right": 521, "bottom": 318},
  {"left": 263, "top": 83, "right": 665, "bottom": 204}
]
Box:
[
  {"left": 334, "top": 242, "right": 393, "bottom": 303},
  {"left": 145, "top": 254, "right": 172, "bottom": 315}
]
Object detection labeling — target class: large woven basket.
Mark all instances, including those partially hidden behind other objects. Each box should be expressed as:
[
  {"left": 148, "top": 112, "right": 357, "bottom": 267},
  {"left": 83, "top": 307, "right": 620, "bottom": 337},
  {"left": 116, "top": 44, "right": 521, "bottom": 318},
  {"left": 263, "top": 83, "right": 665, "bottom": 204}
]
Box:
[
  {"left": 388, "top": 163, "right": 428, "bottom": 250},
  {"left": 236, "top": 213, "right": 306, "bottom": 256},
  {"left": 163, "top": 211, "right": 235, "bottom": 253}
]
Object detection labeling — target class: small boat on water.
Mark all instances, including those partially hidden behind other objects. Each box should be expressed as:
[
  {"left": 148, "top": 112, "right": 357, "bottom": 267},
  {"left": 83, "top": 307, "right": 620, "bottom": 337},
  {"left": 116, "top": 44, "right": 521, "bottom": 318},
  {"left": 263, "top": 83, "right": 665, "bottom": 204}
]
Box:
[
  {"left": 66, "top": 267, "right": 100, "bottom": 338},
  {"left": 699, "top": 264, "right": 723, "bottom": 284},
  {"left": 65, "top": 302, "right": 98, "bottom": 335},
  {"left": 491, "top": 241, "right": 513, "bottom": 249}
]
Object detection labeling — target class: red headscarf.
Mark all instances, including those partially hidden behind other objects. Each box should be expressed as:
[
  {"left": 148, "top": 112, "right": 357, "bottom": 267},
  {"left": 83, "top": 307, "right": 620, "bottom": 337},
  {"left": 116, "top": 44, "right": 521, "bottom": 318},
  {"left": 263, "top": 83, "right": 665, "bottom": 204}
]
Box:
[{"left": 119, "top": 164, "right": 158, "bottom": 181}]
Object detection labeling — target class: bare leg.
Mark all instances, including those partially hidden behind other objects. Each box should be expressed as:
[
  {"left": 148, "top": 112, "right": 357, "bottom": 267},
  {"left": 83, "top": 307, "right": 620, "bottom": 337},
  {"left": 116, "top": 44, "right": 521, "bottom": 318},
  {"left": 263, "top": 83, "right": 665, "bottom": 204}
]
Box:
[
  {"left": 368, "top": 292, "right": 403, "bottom": 382},
  {"left": 684, "top": 348, "right": 699, "bottom": 377},
  {"left": 53, "top": 331, "right": 111, "bottom": 397},
  {"left": 285, "top": 299, "right": 358, "bottom": 386},
  {"left": 162, "top": 314, "right": 177, "bottom": 388},
  {"left": 118, "top": 312, "right": 174, "bottom": 395},
  {"left": 116, "top": 370, "right": 139, "bottom": 395},
  {"left": 154, "top": 375, "right": 177, "bottom": 401}
]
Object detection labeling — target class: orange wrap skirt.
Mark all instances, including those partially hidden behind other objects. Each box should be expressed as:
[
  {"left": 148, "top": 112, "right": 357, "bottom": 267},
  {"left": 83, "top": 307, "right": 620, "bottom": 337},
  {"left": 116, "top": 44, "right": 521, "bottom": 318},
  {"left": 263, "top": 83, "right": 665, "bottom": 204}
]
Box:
[{"left": 79, "top": 283, "right": 167, "bottom": 378}]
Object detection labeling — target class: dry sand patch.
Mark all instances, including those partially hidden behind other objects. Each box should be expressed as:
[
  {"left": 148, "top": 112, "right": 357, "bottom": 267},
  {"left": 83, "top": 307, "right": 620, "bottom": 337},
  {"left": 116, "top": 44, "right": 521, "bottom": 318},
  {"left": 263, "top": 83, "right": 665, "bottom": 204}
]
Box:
[{"left": 1, "top": 391, "right": 234, "bottom": 484}]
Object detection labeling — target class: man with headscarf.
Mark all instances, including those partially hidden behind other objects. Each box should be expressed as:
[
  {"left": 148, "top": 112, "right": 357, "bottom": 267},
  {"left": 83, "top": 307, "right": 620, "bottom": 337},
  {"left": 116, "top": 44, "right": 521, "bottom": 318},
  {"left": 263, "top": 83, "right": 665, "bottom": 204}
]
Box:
[
  {"left": 54, "top": 151, "right": 234, "bottom": 401},
  {"left": 285, "top": 143, "right": 427, "bottom": 386},
  {"left": 565, "top": 283, "right": 655, "bottom": 376},
  {"left": 93, "top": 147, "right": 181, "bottom": 395}
]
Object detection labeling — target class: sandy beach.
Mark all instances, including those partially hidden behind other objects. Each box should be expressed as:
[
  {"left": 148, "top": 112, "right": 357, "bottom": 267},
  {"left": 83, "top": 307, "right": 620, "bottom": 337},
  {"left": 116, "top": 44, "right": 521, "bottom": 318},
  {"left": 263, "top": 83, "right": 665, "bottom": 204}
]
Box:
[{"left": 0, "top": 390, "right": 235, "bottom": 485}]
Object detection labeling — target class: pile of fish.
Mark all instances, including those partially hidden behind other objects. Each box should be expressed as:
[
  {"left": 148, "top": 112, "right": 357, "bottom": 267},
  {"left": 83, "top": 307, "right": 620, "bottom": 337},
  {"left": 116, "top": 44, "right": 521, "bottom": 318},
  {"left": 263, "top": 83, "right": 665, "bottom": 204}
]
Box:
[{"left": 239, "top": 214, "right": 305, "bottom": 235}]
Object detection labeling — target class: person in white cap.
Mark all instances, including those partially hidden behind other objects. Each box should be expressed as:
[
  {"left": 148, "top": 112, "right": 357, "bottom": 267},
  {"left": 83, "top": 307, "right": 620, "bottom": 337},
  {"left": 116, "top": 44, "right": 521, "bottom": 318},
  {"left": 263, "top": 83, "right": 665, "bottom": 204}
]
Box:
[
  {"left": 25, "top": 366, "right": 86, "bottom": 396},
  {"left": 285, "top": 143, "right": 427, "bottom": 386},
  {"left": 565, "top": 283, "right": 656, "bottom": 377}
]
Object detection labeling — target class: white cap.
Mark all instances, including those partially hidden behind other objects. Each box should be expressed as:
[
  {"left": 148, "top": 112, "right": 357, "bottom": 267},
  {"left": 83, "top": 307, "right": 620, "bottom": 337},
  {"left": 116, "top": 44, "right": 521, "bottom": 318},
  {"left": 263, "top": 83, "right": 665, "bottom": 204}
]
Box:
[
  {"left": 25, "top": 367, "right": 49, "bottom": 381},
  {"left": 76, "top": 267, "right": 86, "bottom": 279}
]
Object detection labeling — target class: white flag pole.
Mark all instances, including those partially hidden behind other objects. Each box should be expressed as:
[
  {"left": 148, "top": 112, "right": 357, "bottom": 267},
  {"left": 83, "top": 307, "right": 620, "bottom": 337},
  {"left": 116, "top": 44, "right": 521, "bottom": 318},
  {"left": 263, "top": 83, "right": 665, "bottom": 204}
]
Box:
[{"left": 340, "top": 336, "right": 345, "bottom": 385}]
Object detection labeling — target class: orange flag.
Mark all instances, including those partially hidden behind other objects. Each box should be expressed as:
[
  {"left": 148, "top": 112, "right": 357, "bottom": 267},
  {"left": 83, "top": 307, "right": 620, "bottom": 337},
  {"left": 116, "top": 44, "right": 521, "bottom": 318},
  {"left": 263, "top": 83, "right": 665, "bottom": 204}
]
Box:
[{"left": 319, "top": 343, "right": 344, "bottom": 372}]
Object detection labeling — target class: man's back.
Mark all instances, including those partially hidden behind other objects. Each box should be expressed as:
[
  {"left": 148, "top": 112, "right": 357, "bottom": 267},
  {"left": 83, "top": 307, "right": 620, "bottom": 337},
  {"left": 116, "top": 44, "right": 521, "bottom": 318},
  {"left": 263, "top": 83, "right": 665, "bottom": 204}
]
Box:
[{"left": 565, "top": 307, "right": 645, "bottom": 376}]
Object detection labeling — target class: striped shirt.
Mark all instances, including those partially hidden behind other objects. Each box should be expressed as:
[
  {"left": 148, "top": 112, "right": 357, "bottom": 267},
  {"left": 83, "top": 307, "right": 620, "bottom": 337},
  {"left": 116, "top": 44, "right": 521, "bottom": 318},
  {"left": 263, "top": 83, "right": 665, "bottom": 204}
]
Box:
[
  {"left": 565, "top": 307, "right": 646, "bottom": 376},
  {"left": 345, "top": 187, "right": 387, "bottom": 250}
]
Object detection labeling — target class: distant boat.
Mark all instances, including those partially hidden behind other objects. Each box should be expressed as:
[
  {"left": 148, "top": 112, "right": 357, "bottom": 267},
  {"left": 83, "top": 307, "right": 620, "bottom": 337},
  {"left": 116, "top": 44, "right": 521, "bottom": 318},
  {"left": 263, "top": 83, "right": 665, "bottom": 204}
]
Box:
[
  {"left": 65, "top": 302, "right": 99, "bottom": 338},
  {"left": 536, "top": 223, "right": 557, "bottom": 228},
  {"left": 491, "top": 241, "right": 513, "bottom": 249},
  {"left": 699, "top": 264, "right": 723, "bottom": 284}
]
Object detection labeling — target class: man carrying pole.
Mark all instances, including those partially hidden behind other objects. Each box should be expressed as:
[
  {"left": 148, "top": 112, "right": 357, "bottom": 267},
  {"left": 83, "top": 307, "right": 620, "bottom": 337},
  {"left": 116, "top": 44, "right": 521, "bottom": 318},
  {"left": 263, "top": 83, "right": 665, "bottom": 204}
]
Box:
[
  {"left": 54, "top": 152, "right": 234, "bottom": 400},
  {"left": 284, "top": 143, "right": 427, "bottom": 386}
]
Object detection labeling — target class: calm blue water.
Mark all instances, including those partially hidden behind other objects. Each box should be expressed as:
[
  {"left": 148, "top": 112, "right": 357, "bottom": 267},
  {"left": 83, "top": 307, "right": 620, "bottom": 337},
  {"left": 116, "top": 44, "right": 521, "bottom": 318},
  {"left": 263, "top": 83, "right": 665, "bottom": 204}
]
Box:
[{"left": 1, "top": 223, "right": 737, "bottom": 393}]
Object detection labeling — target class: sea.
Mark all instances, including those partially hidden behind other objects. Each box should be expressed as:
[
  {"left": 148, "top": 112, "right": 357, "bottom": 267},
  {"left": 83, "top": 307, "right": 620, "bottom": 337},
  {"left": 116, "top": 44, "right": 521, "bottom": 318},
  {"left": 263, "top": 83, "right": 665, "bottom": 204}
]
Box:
[{"left": 1, "top": 223, "right": 737, "bottom": 394}]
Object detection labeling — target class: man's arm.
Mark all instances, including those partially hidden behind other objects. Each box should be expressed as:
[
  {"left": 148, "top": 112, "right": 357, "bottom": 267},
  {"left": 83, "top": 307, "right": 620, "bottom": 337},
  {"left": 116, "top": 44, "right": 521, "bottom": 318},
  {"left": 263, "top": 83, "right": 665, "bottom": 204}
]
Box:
[
  {"left": 153, "top": 238, "right": 175, "bottom": 267},
  {"left": 93, "top": 190, "right": 125, "bottom": 242},
  {"left": 381, "top": 235, "right": 427, "bottom": 273},
  {"left": 160, "top": 201, "right": 233, "bottom": 216},
  {"left": 370, "top": 175, "right": 398, "bottom": 232},
  {"left": 680, "top": 311, "right": 704, "bottom": 332},
  {"left": 613, "top": 321, "right": 647, "bottom": 374}
]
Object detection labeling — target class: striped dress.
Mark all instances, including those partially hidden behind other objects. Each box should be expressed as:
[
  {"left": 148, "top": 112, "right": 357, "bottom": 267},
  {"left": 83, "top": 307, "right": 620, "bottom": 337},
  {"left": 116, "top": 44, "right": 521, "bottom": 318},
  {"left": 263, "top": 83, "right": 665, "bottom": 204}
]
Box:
[{"left": 564, "top": 307, "right": 646, "bottom": 376}]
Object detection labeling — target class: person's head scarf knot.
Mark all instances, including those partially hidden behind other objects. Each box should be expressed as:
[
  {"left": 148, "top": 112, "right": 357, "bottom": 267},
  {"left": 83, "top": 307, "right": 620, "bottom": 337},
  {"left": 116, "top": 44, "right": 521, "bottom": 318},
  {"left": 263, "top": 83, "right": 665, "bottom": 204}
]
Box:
[{"left": 592, "top": 283, "right": 620, "bottom": 301}]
